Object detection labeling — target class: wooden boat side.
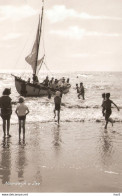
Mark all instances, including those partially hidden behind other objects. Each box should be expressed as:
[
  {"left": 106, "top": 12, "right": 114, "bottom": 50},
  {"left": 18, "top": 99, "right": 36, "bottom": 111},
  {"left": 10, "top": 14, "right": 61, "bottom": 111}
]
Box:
[
  {"left": 15, "top": 76, "right": 48, "bottom": 96},
  {"left": 14, "top": 76, "right": 71, "bottom": 97}
]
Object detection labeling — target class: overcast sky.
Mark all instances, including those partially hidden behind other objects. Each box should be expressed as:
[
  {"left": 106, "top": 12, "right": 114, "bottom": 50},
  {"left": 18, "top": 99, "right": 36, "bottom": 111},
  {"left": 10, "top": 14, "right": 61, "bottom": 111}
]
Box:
[{"left": 0, "top": 0, "right": 122, "bottom": 72}]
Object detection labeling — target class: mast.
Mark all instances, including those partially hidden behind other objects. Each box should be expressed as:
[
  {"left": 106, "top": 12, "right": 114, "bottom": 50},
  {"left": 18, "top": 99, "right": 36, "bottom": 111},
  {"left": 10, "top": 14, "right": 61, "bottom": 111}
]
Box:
[{"left": 35, "top": 0, "right": 44, "bottom": 75}]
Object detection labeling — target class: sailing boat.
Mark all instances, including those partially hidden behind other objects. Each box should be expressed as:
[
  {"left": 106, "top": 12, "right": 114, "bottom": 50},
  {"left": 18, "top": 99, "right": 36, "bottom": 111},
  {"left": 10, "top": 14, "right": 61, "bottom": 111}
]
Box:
[{"left": 12, "top": 0, "right": 71, "bottom": 97}]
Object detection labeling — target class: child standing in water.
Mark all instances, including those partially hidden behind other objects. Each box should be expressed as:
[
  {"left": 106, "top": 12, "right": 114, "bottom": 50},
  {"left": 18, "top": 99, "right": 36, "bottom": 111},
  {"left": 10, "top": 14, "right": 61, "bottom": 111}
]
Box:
[
  {"left": 15, "top": 97, "right": 29, "bottom": 139},
  {"left": 0, "top": 88, "right": 12, "bottom": 138},
  {"left": 54, "top": 91, "right": 61, "bottom": 124},
  {"left": 78, "top": 82, "right": 85, "bottom": 100},
  {"left": 103, "top": 93, "right": 119, "bottom": 129}
]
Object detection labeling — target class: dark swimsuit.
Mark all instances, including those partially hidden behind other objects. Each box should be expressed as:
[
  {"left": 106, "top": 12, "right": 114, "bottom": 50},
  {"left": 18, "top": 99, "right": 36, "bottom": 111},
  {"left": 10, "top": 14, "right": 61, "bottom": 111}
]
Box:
[
  {"left": 55, "top": 104, "right": 60, "bottom": 111},
  {"left": 54, "top": 96, "right": 61, "bottom": 111},
  {"left": 105, "top": 109, "right": 112, "bottom": 120},
  {"left": 18, "top": 116, "right": 26, "bottom": 120}
]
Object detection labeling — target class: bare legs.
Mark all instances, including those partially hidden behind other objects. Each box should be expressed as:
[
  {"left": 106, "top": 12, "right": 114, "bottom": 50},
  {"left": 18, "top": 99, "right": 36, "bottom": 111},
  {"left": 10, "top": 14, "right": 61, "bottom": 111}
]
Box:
[
  {"left": 57, "top": 111, "right": 60, "bottom": 124},
  {"left": 105, "top": 114, "right": 113, "bottom": 129},
  {"left": 54, "top": 110, "right": 60, "bottom": 124},
  {"left": 19, "top": 120, "right": 25, "bottom": 140},
  {"left": 78, "top": 93, "right": 85, "bottom": 100},
  {"left": 3, "top": 119, "right": 11, "bottom": 137}
]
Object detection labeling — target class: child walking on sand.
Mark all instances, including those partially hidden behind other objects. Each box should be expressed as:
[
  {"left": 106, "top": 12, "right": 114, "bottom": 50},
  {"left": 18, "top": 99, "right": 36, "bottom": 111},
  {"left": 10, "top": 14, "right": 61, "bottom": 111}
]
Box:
[
  {"left": 54, "top": 91, "right": 61, "bottom": 124},
  {"left": 15, "top": 97, "right": 29, "bottom": 139},
  {"left": 103, "top": 93, "right": 119, "bottom": 129}
]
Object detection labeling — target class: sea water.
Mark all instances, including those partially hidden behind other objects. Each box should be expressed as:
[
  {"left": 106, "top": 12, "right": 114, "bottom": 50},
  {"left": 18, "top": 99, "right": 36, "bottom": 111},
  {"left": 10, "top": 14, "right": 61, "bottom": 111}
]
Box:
[
  {"left": 0, "top": 71, "right": 121, "bottom": 124},
  {"left": 0, "top": 71, "right": 122, "bottom": 192}
]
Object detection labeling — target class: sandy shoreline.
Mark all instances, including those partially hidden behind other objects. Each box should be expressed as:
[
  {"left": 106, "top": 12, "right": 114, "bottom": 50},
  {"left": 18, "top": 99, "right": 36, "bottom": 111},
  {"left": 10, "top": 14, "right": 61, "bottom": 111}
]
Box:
[{"left": 0, "top": 121, "right": 122, "bottom": 192}]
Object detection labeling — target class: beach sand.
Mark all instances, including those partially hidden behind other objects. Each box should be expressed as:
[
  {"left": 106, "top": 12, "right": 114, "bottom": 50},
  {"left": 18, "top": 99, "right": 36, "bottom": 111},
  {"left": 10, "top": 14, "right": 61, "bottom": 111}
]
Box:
[{"left": 0, "top": 121, "right": 122, "bottom": 192}]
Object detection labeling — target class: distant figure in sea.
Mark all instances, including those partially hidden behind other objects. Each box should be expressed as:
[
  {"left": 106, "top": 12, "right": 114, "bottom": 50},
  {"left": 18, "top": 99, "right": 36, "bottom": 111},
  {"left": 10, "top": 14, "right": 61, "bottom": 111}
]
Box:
[
  {"left": 103, "top": 93, "right": 119, "bottom": 129},
  {"left": 101, "top": 93, "right": 106, "bottom": 116},
  {"left": 15, "top": 97, "right": 29, "bottom": 140},
  {"left": 0, "top": 88, "right": 12, "bottom": 138},
  {"left": 54, "top": 91, "right": 61, "bottom": 124},
  {"left": 78, "top": 82, "right": 85, "bottom": 100}
]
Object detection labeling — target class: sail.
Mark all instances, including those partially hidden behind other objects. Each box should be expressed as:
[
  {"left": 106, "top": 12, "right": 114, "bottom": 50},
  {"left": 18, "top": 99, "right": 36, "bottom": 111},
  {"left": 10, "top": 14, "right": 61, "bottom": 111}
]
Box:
[
  {"left": 36, "top": 54, "right": 45, "bottom": 75},
  {"left": 25, "top": 16, "right": 43, "bottom": 74}
]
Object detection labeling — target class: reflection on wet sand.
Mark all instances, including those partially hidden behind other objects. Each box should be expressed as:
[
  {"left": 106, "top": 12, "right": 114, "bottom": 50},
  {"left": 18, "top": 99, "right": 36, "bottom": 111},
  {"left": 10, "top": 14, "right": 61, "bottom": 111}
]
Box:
[
  {"left": 100, "top": 131, "right": 113, "bottom": 166},
  {"left": 16, "top": 139, "right": 27, "bottom": 182},
  {"left": 0, "top": 138, "right": 11, "bottom": 184},
  {"left": 0, "top": 122, "right": 122, "bottom": 192},
  {"left": 52, "top": 125, "right": 62, "bottom": 158},
  {"left": 52, "top": 125, "right": 62, "bottom": 147}
]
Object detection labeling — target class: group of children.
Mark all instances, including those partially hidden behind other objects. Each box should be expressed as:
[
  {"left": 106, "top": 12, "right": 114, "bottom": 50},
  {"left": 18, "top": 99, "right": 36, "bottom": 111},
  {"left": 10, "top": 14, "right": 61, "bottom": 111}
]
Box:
[
  {"left": 0, "top": 88, "right": 62, "bottom": 139},
  {"left": 0, "top": 87, "right": 120, "bottom": 139},
  {"left": 0, "top": 88, "right": 29, "bottom": 139}
]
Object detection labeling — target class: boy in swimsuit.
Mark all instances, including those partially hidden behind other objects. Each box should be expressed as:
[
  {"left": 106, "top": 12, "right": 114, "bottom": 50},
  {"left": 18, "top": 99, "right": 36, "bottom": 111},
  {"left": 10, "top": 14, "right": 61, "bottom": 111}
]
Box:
[
  {"left": 103, "top": 93, "right": 119, "bottom": 129},
  {"left": 78, "top": 82, "right": 85, "bottom": 100},
  {"left": 54, "top": 91, "right": 61, "bottom": 124},
  {"left": 15, "top": 97, "right": 29, "bottom": 139}
]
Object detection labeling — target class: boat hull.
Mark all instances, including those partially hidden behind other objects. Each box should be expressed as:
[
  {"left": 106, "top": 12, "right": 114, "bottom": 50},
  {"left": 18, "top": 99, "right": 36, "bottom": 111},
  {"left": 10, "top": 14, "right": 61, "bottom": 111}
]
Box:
[{"left": 14, "top": 76, "right": 71, "bottom": 97}]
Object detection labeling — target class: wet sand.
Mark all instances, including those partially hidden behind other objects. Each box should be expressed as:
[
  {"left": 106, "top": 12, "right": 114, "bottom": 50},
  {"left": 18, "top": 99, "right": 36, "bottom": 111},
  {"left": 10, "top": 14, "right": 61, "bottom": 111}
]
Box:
[{"left": 0, "top": 121, "right": 122, "bottom": 192}]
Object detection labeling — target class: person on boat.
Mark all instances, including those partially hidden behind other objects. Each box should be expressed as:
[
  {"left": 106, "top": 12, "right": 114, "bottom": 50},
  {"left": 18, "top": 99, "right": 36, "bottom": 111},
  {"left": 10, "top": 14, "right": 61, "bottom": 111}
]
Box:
[
  {"left": 101, "top": 93, "right": 106, "bottom": 116},
  {"left": 43, "top": 76, "right": 49, "bottom": 87},
  {"left": 103, "top": 93, "right": 119, "bottom": 129},
  {"left": 52, "top": 79, "right": 58, "bottom": 90},
  {"left": 67, "top": 78, "right": 70, "bottom": 83},
  {"left": 58, "top": 79, "right": 62, "bottom": 87},
  {"left": 0, "top": 88, "right": 12, "bottom": 138},
  {"left": 33, "top": 74, "right": 39, "bottom": 84},
  {"left": 78, "top": 82, "right": 85, "bottom": 100},
  {"left": 54, "top": 91, "right": 61, "bottom": 124},
  {"left": 61, "top": 78, "right": 67, "bottom": 88},
  {"left": 15, "top": 97, "right": 29, "bottom": 140},
  {"left": 50, "top": 77, "right": 54, "bottom": 84},
  {"left": 48, "top": 80, "right": 52, "bottom": 88},
  {"left": 49, "top": 77, "right": 54, "bottom": 88}
]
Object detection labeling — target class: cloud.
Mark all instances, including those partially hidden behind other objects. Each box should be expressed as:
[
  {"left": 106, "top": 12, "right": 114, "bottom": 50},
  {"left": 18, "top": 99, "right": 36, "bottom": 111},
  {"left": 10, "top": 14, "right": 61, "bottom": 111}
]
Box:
[
  {"left": 50, "top": 26, "right": 85, "bottom": 39},
  {"left": 0, "top": 43, "right": 15, "bottom": 48},
  {"left": 2, "top": 33, "right": 22, "bottom": 40},
  {"left": 46, "top": 5, "right": 122, "bottom": 23},
  {"left": 50, "top": 26, "right": 120, "bottom": 39},
  {"left": 72, "top": 53, "right": 97, "bottom": 58},
  {"left": 0, "top": 5, "right": 37, "bottom": 22}
]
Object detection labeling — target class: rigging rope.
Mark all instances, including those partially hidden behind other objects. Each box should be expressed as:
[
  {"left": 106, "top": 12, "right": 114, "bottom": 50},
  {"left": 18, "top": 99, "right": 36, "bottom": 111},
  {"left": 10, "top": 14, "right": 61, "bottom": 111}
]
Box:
[
  {"left": 41, "top": 0, "right": 53, "bottom": 76},
  {"left": 12, "top": 16, "right": 38, "bottom": 73}
]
